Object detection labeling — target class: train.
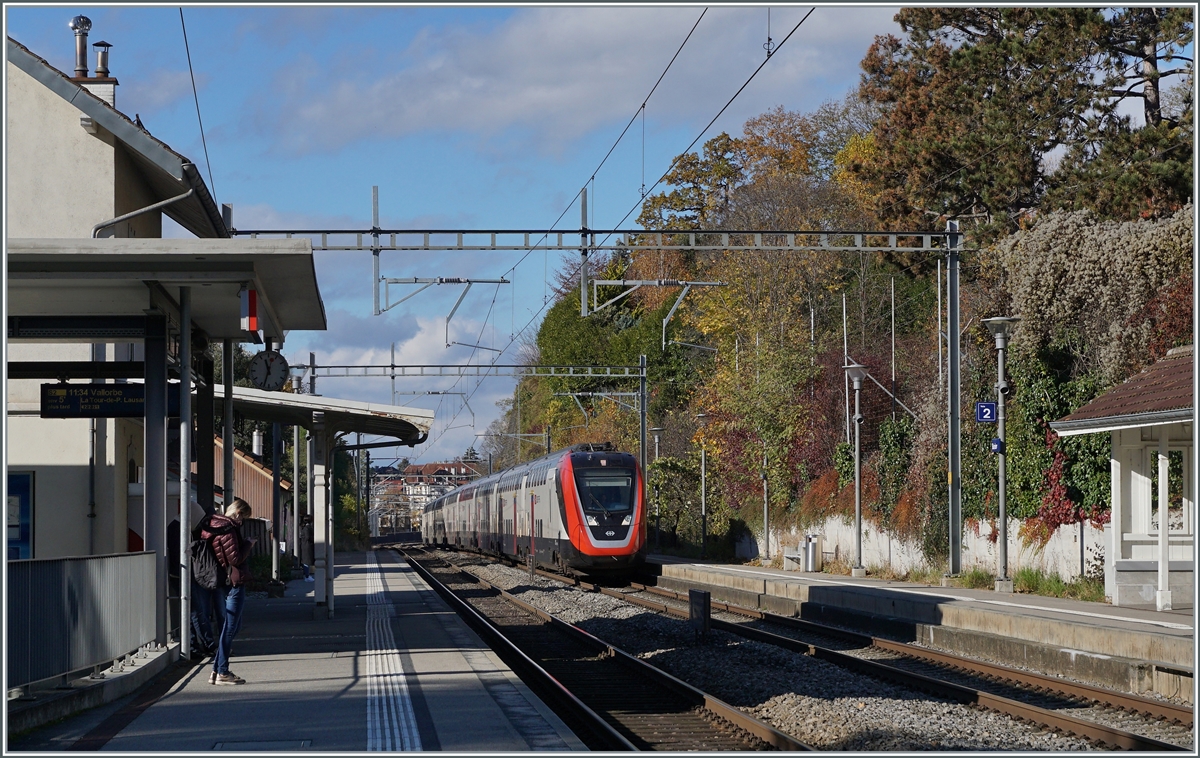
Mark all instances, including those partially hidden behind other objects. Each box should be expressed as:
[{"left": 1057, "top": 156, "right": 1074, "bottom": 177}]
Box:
[{"left": 421, "top": 442, "right": 646, "bottom": 575}]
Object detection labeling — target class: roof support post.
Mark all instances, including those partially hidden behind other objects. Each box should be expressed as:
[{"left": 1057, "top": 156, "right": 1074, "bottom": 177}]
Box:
[
  {"left": 272, "top": 421, "right": 282, "bottom": 583},
  {"left": 144, "top": 313, "right": 169, "bottom": 646},
  {"left": 178, "top": 288, "right": 192, "bottom": 661},
  {"left": 223, "top": 340, "right": 235, "bottom": 506},
  {"left": 1157, "top": 433, "right": 1172, "bottom": 611},
  {"left": 327, "top": 436, "right": 337, "bottom": 619},
  {"left": 196, "top": 356, "right": 215, "bottom": 516},
  {"left": 293, "top": 424, "right": 301, "bottom": 562},
  {"left": 311, "top": 412, "right": 329, "bottom": 617}
]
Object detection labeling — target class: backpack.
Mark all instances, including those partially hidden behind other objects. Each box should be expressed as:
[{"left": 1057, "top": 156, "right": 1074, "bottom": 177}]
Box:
[{"left": 190, "top": 537, "right": 221, "bottom": 590}]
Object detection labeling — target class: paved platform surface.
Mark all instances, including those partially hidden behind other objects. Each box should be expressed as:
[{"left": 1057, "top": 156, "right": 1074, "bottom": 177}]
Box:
[
  {"left": 646, "top": 554, "right": 1194, "bottom": 699},
  {"left": 9, "top": 550, "right": 584, "bottom": 752},
  {"left": 649, "top": 555, "right": 1193, "bottom": 638}
]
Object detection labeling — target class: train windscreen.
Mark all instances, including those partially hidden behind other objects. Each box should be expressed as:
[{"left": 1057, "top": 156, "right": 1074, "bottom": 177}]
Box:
[{"left": 574, "top": 469, "right": 635, "bottom": 517}]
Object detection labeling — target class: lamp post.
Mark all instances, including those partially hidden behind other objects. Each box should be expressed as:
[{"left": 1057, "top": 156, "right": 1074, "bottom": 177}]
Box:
[
  {"left": 983, "top": 317, "right": 1020, "bottom": 593},
  {"left": 844, "top": 363, "right": 868, "bottom": 577},
  {"left": 696, "top": 413, "right": 708, "bottom": 559},
  {"left": 650, "top": 427, "right": 664, "bottom": 551},
  {"left": 761, "top": 440, "right": 769, "bottom": 564}
]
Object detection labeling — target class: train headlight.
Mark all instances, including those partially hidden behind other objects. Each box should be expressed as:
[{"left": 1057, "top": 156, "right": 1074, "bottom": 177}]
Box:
[
  {"left": 586, "top": 515, "right": 599, "bottom": 526},
  {"left": 621, "top": 515, "right": 632, "bottom": 526}
]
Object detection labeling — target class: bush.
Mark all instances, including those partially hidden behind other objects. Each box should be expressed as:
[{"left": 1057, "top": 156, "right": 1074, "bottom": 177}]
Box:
[{"left": 833, "top": 441, "right": 854, "bottom": 489}]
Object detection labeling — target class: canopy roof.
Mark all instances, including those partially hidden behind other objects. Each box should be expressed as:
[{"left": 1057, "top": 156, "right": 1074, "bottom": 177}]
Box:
[
  {"left": 213, "top": 385, "right": 435, "bottom": 445},
  {"left": 7, "top": 237, "right": 326, "bottom": 340},
  {"left": 1051, "top": 345, "right": 1194, "bottom": 437}
]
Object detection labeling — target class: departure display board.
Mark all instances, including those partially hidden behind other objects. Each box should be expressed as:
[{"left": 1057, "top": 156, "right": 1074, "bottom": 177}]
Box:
[{"left": 40, "top": 383, "right": 178, "bottom": 418}]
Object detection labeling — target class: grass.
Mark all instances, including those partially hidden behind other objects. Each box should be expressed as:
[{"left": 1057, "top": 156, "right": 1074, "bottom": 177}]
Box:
[
  {"left": 819, "top": 560, "right": 1106, "bottom": 602},
  {"left": 1014, "top": 566, "right": 1106, "bottom": 602},
  {"left": 958, "top": 566, "right": 996, "bottom": 589}
]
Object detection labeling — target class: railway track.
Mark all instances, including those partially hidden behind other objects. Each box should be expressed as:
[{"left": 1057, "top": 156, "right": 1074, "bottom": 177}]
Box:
[
  {"left": 618, "top": 582, "right": 1192, "bottom": 750},
  {"left": 400, "top": 547, "right": 811, "bottom": 751},
  {"left": 435, "top": 546, "right": 1191, "bottom": 751}
]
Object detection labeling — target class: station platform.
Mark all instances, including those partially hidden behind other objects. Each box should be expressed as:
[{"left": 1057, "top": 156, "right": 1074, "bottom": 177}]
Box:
[
  {"left": 645, "top": 555, "right": 1195, "bottom": 703},
  {"left": 8, "top": 550, "right": 585, "bottom": 752}
]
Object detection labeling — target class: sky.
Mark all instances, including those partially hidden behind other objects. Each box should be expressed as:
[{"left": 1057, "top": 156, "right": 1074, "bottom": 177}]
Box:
[{"left": 4, "top": 4, "right": 904, "bottom": 465}]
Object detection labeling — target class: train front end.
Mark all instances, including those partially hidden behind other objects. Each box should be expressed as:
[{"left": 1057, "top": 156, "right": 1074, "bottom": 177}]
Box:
[{"left": 558, "top": 447, "right": 646, "bottom": 575}]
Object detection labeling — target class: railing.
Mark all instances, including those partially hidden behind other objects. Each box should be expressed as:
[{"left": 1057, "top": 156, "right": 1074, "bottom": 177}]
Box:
[{"left": 7, "top": 552, "right": 156, "bottom": 691}]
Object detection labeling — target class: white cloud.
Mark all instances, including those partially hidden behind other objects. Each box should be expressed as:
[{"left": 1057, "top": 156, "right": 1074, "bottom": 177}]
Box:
[
  {"left": 263, "top": 6, "right": 899, "bottom": 155},
  {"left": 121, "top": 69, "right": 201, "bottom": 115}
]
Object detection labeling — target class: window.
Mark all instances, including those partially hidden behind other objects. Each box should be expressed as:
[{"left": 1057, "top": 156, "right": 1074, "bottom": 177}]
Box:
[{"left": 574, "top": 469, "right": 635, "bottom": 515}]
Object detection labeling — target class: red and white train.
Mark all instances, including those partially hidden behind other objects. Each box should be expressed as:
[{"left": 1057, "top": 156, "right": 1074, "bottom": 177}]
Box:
[{"left": 421, "top": 443, "right": 646, "bottom": 575}]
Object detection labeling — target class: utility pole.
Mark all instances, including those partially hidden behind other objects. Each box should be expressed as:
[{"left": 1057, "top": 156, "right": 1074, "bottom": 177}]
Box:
[
  {"left": 372, "top": 186, "right": 380, "bottom": 316},
  {"left": 762, "top": 444, "right": 769, "bottom": 563},
  {"left": 580, "top": 187, "right": 588, "bottom": 318},
  {"left": 947, "top": 220, "right": 962, "bottom": 577},
  {"left": 639, "top": 355, "right": 648, "bottom": 516}
]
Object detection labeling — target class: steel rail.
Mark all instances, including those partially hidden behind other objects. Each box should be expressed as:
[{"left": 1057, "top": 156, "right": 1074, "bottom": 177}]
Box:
[
  {"left": 403, "top": 548, "right": 810, "bottom": 751},
  {"left": 633, "top": 583, "right": 1194, "bottom": 728},
  {"left": 435, "top": 548, "right": 1191, "bottom": 749},
  {"left": 399, "top": 550, "right": 636, "bottom": 751},
  {"left": 615, "top": 585, "right": 1189, "bottom": 750}
]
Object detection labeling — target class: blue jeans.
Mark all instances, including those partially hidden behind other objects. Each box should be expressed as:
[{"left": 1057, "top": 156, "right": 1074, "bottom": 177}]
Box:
[
  {"left": 190, "top": 581, "right": 217, "bottom": 654},
  {"left": 213, "top": 584, "right": 246, "bottom": 675}
]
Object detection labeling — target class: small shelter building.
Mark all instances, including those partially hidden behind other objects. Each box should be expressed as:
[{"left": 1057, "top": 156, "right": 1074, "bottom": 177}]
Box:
[{"left": 1051, "top": 345, "right": 1194, "bottom": 611}]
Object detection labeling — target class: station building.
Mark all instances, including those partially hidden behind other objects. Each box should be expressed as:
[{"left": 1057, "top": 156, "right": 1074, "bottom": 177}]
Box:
[{"left": 6, "top": 24, "right": 432, "bottom": 703}]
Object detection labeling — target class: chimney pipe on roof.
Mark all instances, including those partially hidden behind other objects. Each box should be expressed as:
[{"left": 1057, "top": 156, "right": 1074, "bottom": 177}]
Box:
[
  {"left": 69, "top": 15, "right": 92, "bottom": 78},
  {"left": 93, "top": 40, "right": 111, "bottom": 77}
]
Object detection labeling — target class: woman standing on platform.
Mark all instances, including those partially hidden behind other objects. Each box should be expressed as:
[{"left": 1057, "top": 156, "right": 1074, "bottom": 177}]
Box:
[{"left": 199, "top": 498, "right": 256, "bottom": 685}]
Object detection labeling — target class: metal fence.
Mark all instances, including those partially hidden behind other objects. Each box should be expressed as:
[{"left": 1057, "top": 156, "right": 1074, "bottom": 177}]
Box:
[{"left": 7, "top": 552, "right": 156, "bottom": 691}]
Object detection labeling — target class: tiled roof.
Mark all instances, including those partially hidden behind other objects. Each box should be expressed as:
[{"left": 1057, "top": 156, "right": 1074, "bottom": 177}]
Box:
[{"left": 1055, "top": 345, "right": 1193, "bottom": 427}]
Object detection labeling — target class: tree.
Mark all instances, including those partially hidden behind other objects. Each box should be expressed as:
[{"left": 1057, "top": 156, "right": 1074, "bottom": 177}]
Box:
[
  {"left": 852, "top": 8, "right": 1193, "bottom": 238},
  {"left": 637, "top": 133, "right": 743, "bottom": 231}
]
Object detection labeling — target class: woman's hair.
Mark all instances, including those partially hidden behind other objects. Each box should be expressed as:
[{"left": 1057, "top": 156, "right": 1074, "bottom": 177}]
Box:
[{"left": 225, "top": 498, "right": 252, "bottom": 520}]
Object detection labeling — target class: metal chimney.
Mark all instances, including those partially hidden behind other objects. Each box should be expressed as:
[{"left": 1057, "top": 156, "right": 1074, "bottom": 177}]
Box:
[
  {"left": 68, "top": 15, "right": 91, "bottom": 78},
  {"left": 93, "top": 40, "right": 111, "bottom": 77}
]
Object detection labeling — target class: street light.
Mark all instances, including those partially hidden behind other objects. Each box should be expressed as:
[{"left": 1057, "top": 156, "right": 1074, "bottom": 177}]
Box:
[
  {"left": 695, "top": 412, "right": 709, "bottom": 559},
  {"left": 844, "top": 363, "right": 868, "bottom": 577},
  {"left": 760, "top": 435, "right": 769, "bottom": 563},
  {"left": 983, "top": 316, "right": 1020, "bottom": 593},
  {"left": 649, "top": 427, "right": 665, "bottom": 551}
]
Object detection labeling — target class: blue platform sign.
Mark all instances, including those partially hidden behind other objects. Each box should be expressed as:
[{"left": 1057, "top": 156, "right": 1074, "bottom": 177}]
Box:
[{"left": 975, "top": 402, "right": 997, "bottom": 423}]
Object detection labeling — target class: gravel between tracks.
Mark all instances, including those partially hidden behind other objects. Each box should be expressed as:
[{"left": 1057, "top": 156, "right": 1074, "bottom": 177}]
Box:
[{"left": 438, "top": 552, "right": 1108, "bottom": 751}]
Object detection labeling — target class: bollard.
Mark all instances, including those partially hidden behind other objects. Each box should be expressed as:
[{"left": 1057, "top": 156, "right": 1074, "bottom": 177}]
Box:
[{"left": 689, "top": 589, "right": 710, "bottom": 642}]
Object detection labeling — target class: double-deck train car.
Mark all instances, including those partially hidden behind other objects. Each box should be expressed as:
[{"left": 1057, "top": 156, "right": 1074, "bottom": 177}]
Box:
[{"left": 421, "top": 443, "right": 645, "bottom": 575}]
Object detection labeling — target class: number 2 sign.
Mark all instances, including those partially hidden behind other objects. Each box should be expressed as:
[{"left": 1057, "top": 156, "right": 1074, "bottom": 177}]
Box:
[{"left": 975, "top": 402, "right": 997, "bottom": 423}]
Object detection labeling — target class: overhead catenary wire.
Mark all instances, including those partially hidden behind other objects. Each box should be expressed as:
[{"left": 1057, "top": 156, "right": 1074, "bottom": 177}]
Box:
[
  {"left": 599, "top": 7, "right": 815, "bottom": 242},
  {"left": 418, "top": 9, "right": 814, "bottom": 461},
  {"left": 178, "top": 8, "right": 216, "bottom": 200},
  {"left": 410, "top": 10, "right": 714, "bottom": 461}
]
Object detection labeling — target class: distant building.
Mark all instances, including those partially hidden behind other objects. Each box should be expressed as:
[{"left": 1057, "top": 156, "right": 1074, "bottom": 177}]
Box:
[{"left": 402, "top": 461, "right": 482, "bottom": 509}]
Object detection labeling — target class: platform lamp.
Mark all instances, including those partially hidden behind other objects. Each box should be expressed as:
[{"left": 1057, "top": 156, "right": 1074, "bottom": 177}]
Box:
[
  {"left": 844, "top": 362, "right": 868, "bottom": 578},
  {"left": 649, "top": 427, "right": 665, "bottom": 550},
  {"left": 983, "top": 316, "right": 1020, "bottom": 593},
  {"left": 695, "top": 412, "right": 709, "bottom": 559}
]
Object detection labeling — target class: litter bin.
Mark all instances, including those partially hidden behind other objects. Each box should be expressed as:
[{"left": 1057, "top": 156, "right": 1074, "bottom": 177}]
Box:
[{"left": 804, "top": 534, "right": 823, "bottom": 572}]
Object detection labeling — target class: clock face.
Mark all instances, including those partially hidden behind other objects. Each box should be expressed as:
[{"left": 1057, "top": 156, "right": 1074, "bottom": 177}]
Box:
[{"left": 249, "top": 350, "right": 289, "bottom": 391}]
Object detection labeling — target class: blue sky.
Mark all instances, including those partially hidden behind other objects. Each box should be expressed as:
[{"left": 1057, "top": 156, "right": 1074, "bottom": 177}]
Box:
[{"left": 5, "top": 4, "right": 903, "bottom": 463}]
